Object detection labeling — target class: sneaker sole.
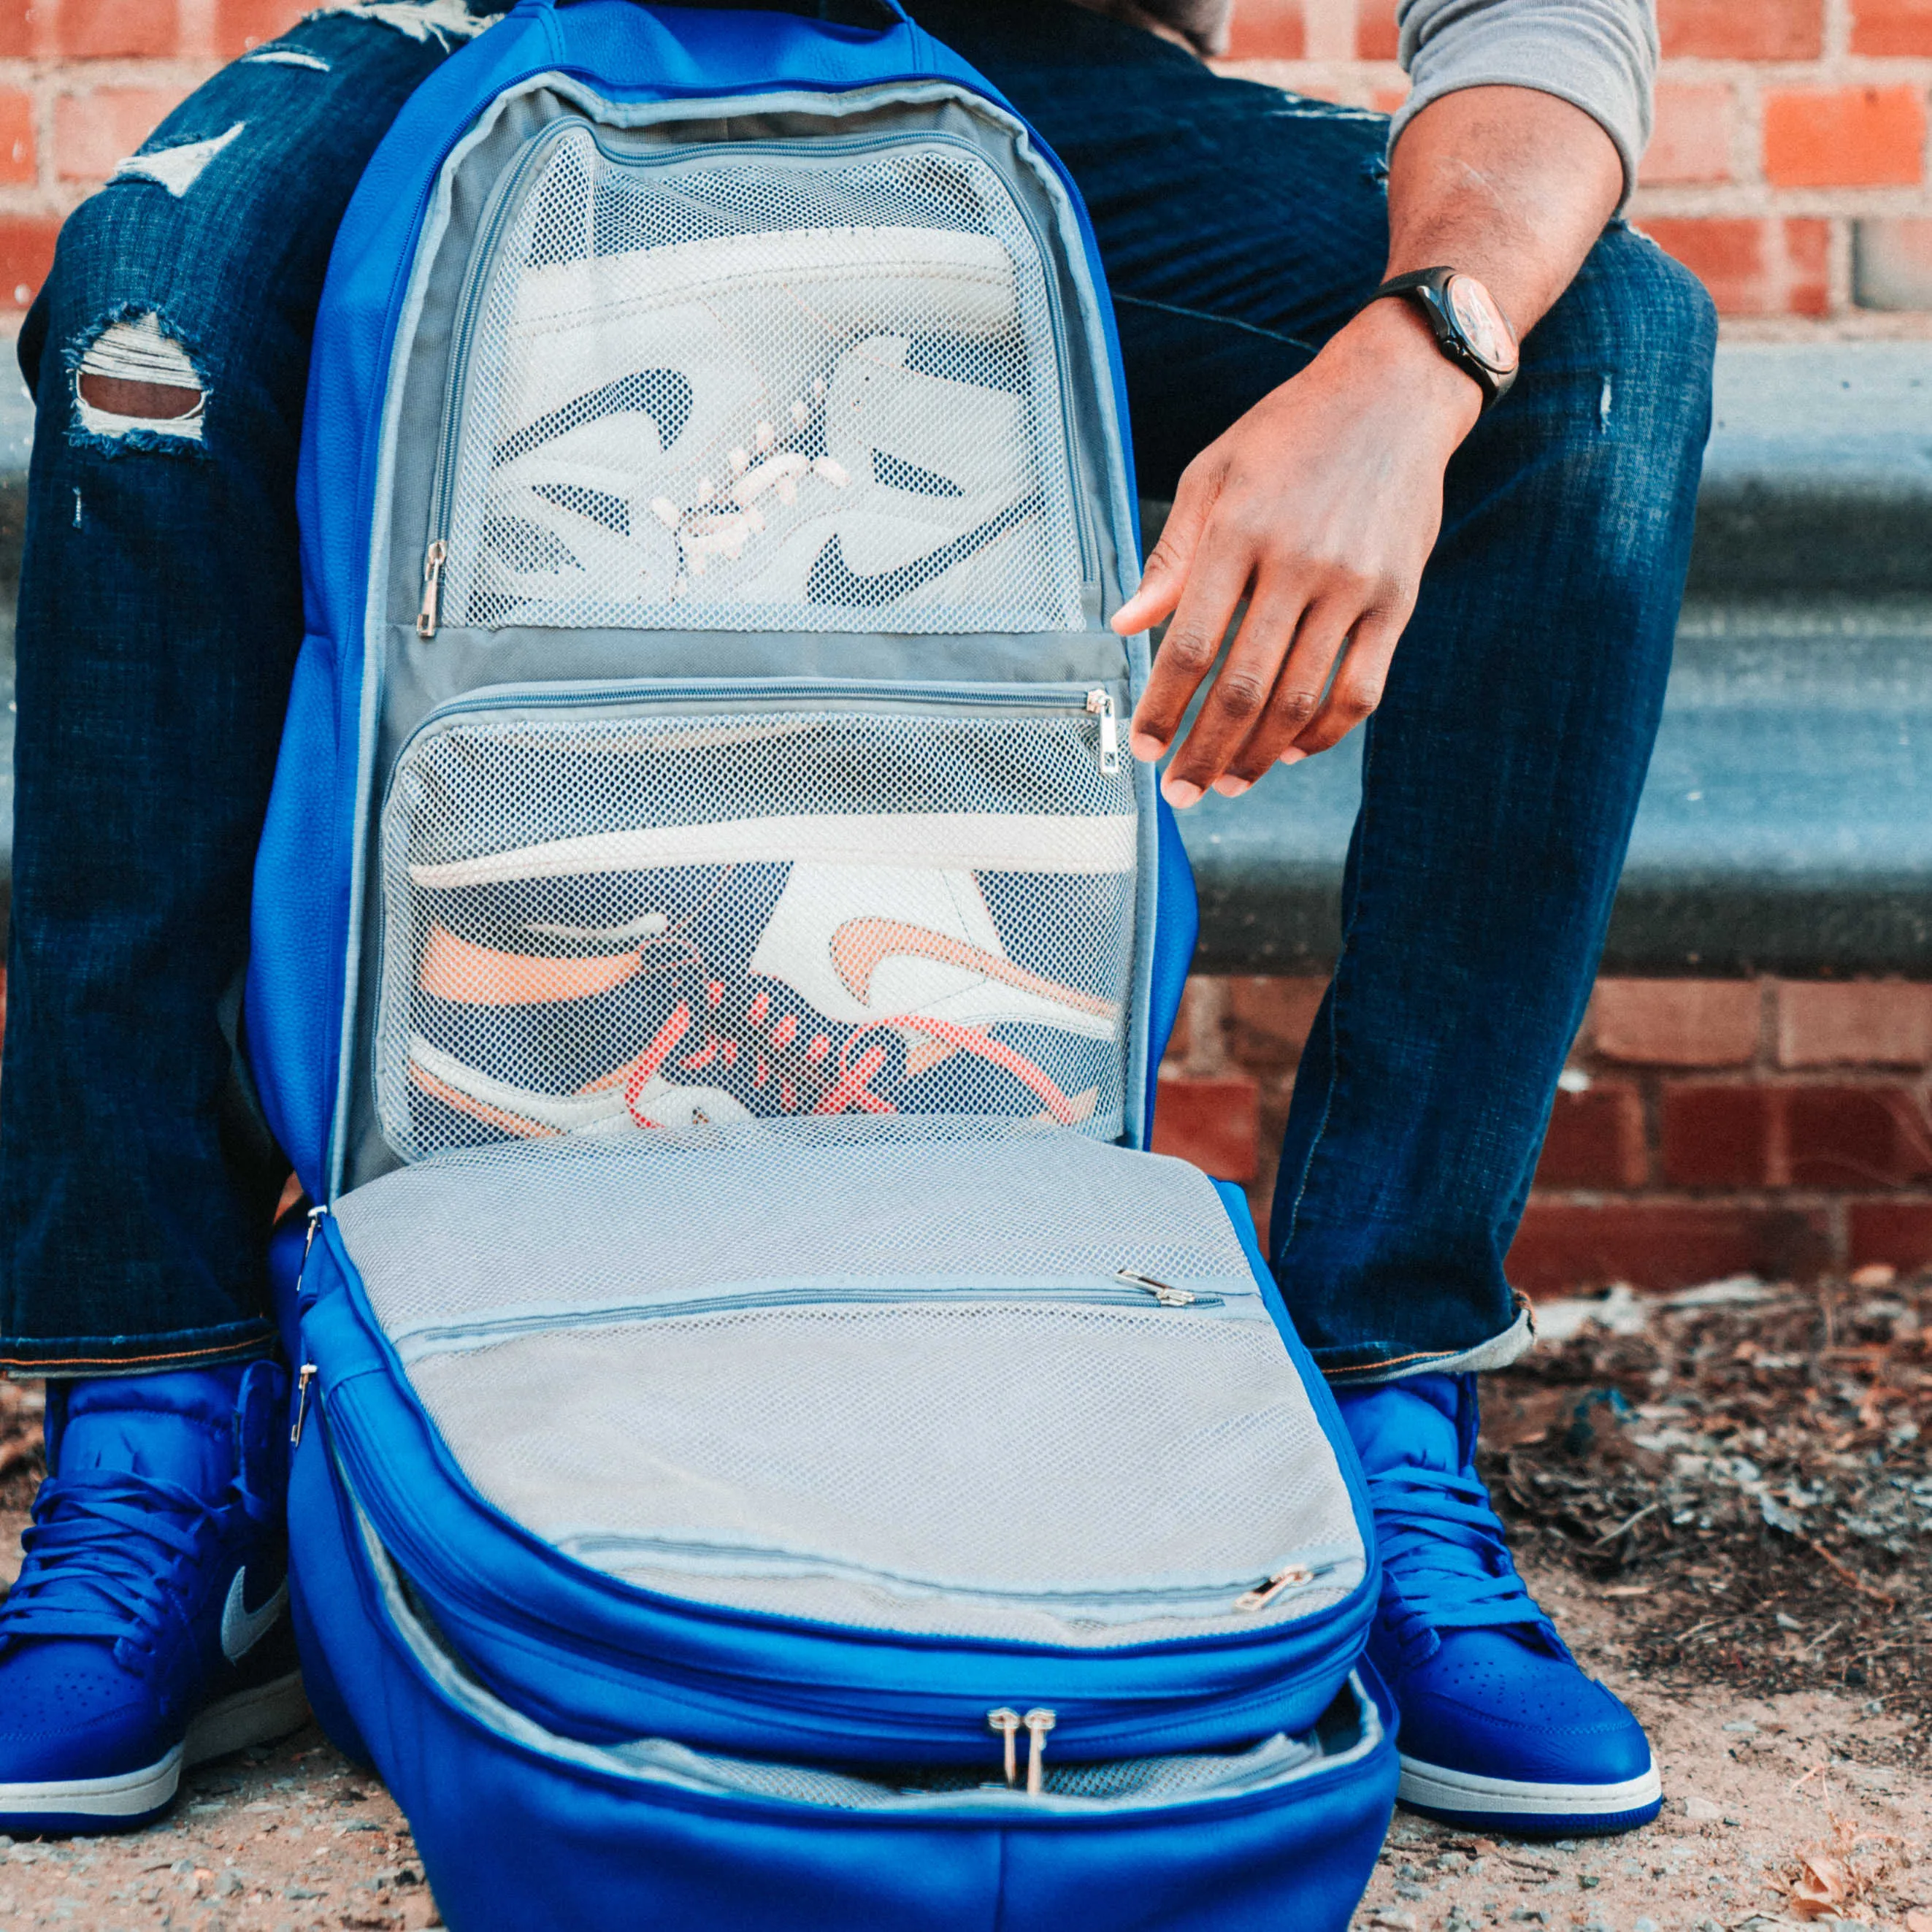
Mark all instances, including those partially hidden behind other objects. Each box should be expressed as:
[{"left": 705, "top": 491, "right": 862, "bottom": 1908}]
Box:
[
  {"left": 1398, "top": 1752, "right": 1664, "bottom": 1838},
  {"left": 0, "top": 1670, "right": 310, "bottom": 1834}
]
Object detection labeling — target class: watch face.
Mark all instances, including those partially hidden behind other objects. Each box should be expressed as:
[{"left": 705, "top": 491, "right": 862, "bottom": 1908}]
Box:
[{"left": 1444, "top": 274, "right": 1519, "bottom": 377}]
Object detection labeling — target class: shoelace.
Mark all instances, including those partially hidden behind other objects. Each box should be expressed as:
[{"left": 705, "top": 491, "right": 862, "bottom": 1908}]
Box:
[
  {"left": 0, "top": 1471, "right": 223, "bottom": 1653},
  {"left": 1365, "top": 1461, "right": 1549, "bottom": 1652}
]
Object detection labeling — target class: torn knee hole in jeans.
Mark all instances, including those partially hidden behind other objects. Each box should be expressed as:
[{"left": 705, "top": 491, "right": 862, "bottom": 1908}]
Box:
[{"left": 74, "top": 315, "right": 205, "bottom": 442}]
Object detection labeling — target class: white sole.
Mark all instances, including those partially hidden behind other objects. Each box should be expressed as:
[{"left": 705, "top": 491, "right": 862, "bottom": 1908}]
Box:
[
  {"left": 1398, "top": 1752, "right": 1663, "bottom": 1819},
  {"left": 0, "top": 1671, "right": 310, "bottom": 1822}
]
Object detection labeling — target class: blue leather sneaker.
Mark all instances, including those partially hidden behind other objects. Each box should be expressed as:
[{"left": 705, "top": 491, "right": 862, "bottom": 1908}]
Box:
[
  {"left": 0, "top": 1362, "right": 308, "bottom": 1834},
  {"left": 1338, "top": 1373, "right": 1662, "bottom": 1836}
]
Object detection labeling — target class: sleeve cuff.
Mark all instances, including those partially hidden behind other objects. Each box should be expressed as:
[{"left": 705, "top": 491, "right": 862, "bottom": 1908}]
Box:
[{"left": 1389, "top": 12, "right": 1655, "bottom": 212}]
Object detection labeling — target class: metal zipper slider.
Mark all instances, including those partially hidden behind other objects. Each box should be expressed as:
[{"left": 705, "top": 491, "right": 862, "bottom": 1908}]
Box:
[
  {"left": 296, "top": 1201, "right": 326, "bottom": 1272},
  {"left": 986, "top": 1707, "right": 1022, "bottom": 1787},
  {"left": 1022, "top": 1709, "right": 1057, "bottom": 1795},
  {"left": 290, "top": 1364, "right": 318, "bottom": 1447},
  {"left": 416, "top": 539, "right": 448, "bottom": 640},
  {"left": 1086, "top": 688, "right": 1120, "bottom": 775},
  {"left": 1234, "top": 1565, "right": 1314, "bottom": 1612},
  {"left": 1114, "top": 1268, "right": 1196, "bottom": 1307}
]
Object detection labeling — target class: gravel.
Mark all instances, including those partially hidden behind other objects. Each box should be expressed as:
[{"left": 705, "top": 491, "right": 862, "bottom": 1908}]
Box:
[{"left": 2, "top": 1279, "right": 1931, "bottom": 1928}]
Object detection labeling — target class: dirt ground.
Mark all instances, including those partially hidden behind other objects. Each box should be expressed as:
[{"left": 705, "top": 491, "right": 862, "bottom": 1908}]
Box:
[{"left": 1, "top": 1275, "right": 1931, "bottom": 1931}]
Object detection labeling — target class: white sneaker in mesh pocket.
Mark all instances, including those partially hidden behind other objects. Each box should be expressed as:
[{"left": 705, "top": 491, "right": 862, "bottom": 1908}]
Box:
[
  {"left": 469, "top": 225, "right": 1051, "bottom": 626},
  {"left": 396, "top": 841, "right": 1126, "bottom": 1151}
]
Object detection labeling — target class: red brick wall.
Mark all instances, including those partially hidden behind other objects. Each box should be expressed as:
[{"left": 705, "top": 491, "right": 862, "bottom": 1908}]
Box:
[
  {"left": 0, "top": 2, "right": 1928, "bottom": 322},
  {"left": 0, "top": 0, "right": 310, "bottom": 310},
  {"left": 1156, "top": 975, "right": 1932, "bottom": 1294},
  {"left": 1223, "top": 0, "right": 1932, "bottom": 323}
]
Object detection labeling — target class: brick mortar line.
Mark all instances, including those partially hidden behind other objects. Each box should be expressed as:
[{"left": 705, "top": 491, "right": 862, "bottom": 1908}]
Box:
[
  {"left": 1831, "top": 0, "right": 1853, "bottom": 65},
  {"left": 1570, "top": 1070, "right": 1932, "bottom": 1084},
  {"left": 1526, "top": 1188, "right": 1932, "bottom": 1208}
]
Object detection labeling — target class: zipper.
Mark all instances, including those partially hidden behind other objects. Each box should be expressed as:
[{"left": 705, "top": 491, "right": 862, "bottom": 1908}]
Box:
[
  {"left": 981, "top": 1706, "right": 1057, "bottom": 1794},
  {"left": 392, "top": 1277, "right": 1231, "bottom": 1361},
  {"left": 1022, "top": 1708, "right": 1057, "bottom": 1794},
  {"left": 291, "top": 1363, "right": 318, "bottom": 1447},
  {"left": 295, "top": 1203, "right": 330, "bottom": 1300},
  {"left": 386, "top": 674, "right": 1134, "bottom": 800},
  {"left": 550, "top": 1530, "right": 1342, "bottom": 1622},
  {"left": 986, "top": 1707, "right": 1022, "bottom": 1785},
  {"left": 1112, "top": 1267, "right": 1195, "bottom": 1307},
  {"left": 415, "top": 540, "right": 446, "bottom": 640},
  {"left": 1086, "top": 687, "right": 1119, "bottom": 775},
  {"left": 1234, "top": 1566, "right": 1316, "bottom": 1614},
  {"left": 417, "top": 117, "right": 575, "bottom": 631},
  {"left": 288, "top": 1203, "right": 330, "bottom": 1447},
  {"left": 414, "top": 125, "right": 1095, "bottom": 639}
]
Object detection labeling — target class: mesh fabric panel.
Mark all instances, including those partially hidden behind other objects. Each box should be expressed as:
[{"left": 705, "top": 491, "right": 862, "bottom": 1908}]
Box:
[
  {"left": 335, "top": 1132, "right": 1364, "bottom": 1647},
  {"left": 442, "top": 126, "right": 1085, "bottom": 633},
  {"left": 377, "top": 707, "right": 1136, "bottom": 1158}
]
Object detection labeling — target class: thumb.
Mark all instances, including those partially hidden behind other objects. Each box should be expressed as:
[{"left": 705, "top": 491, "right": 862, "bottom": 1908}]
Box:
[{"left": 1113, "top": 480, "right": 1213, "bottom": 635}]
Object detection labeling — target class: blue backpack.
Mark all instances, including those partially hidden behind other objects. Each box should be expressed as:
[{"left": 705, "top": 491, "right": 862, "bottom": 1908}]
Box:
[{"left": 246, "top": 3, "right": 1397, "bottom": 1923}]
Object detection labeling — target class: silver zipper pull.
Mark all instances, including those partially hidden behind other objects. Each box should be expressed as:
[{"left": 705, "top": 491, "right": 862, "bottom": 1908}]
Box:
[
  {"left": 416, "top": 539, "right": 448, "bottom": 640},
  {"left": 1022, "top": 1709, "right": 1057, "bottom": 1795},
  {"left": 986, "top": 1707, "right": 1022, "bottom": 1787},
  {"left": 1234, "top": 1565, "right": 1313, "bottom": 1612},
  {"left": 1086, "top": 689, "right": 1120, "bottom": 775},
  {"left": 296, "top": 1203, "right": 326, "bottom": 1285},
  {"left": 1114, "top": 1268, "right": 1196, "bottom": 1308},
  {"left": 290, "top": 1363, "right": 318, "bottom": 1447}
]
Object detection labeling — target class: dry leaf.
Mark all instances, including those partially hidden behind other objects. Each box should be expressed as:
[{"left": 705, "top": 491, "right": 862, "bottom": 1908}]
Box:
[{"left": 1789, "top": 1852, "right": 1852, "bottom": 1918}]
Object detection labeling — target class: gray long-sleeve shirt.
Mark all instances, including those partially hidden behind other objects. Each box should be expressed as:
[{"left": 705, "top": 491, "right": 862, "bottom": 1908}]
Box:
[{"left": 1086, "top": 0, "right": 1657, "bottom": 206}]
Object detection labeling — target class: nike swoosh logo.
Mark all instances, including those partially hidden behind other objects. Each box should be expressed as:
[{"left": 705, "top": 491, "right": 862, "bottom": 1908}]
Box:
[
  {"left": 805, "top": 494, "right": 1043, "bottom": 607},
  {"left": 829, "top": 917, "right": 1119, "bottom": 1021},
  {"left": 221, "top": 1565, "right": 288, "bottom": 1664},
  {"left": 494, "top": 367, "right": 694, "bottom": 467},
  {"left": 418, "top": 921, "right": 653, "bottom": 1007}
]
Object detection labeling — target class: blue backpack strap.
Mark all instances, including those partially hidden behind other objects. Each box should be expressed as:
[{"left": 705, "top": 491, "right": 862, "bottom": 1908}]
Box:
[{"left": 1144, "top": 792, "right": 1199, "bottom": 1121}]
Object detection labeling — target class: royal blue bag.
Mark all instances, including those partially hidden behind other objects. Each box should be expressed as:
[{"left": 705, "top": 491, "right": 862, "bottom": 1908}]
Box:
[{"left": 247, "top": 3, "right": 1397, "bottom": 1923}]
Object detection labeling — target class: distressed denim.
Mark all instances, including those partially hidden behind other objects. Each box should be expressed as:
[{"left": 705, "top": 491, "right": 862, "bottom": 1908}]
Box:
[{"left": 0, "top": 0, "right": 1714, "bottom": 1377}]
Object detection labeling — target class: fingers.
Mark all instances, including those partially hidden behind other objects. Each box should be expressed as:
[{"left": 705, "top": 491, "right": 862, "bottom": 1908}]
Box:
[
  {"left": 1126, "top": 523, "right": 1258, "bottom": 770},
  {"left": 1211, "top": 597, "right": 1405, "bottom": 791},
  {"left": 1118, "top": 462, "right": 1230, "bottom": 761},
  {"left": 1157, "top": 575, "right": 1316, "bottom": 806},
  {"left": 1113, "top": 471, "right": 1211, "bottom": 643},
  {"left": 1284, "top": 608, "right": 1404, "bottom": 760}
]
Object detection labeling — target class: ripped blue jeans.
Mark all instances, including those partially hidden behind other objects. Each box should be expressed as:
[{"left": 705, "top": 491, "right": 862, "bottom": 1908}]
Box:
[{"left": 0, "top": 0, "right": 1716, "bottom": 1379}]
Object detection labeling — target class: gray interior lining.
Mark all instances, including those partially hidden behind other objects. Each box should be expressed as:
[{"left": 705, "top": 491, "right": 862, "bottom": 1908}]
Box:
[{"left": 334, "top": 1131, "right": 1365, "bottom": 1647}]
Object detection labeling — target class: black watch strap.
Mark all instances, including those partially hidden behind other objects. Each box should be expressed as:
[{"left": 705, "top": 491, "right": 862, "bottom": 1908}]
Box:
[{"left": 1368, "top": 266, "right": 1517, "bottom": 411}]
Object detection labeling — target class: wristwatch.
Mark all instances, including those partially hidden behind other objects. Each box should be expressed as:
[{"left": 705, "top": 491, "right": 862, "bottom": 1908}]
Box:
[{"left": 1368, "top": 267, "right": 1519, "bottom": 410}]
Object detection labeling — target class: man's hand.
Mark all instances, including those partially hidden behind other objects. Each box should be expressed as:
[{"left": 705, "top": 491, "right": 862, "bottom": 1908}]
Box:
[
  {"left": 1114, "top": 85, "right": 1625, "bottom": 807},
  {"left": 1116, "top": 300, "right": 1476, "bottom": 802}
]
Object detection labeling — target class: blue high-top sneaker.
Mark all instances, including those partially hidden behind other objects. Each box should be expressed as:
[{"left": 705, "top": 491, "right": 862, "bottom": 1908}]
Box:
[
  {"left": 0, "top": 1362, "right": 307, "bottom": 1833},
  {"left": 1337, "top": 1373, "right": 1661, "bottom": 1836}
]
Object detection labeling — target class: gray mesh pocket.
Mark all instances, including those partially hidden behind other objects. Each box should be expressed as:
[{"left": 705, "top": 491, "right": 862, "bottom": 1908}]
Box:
[
  {"left": 437, "top": 123, "right": 1086, "bottom": 634},
  {"left": 376, "top": 699, "right": 1137, "bottom": 1159}
]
